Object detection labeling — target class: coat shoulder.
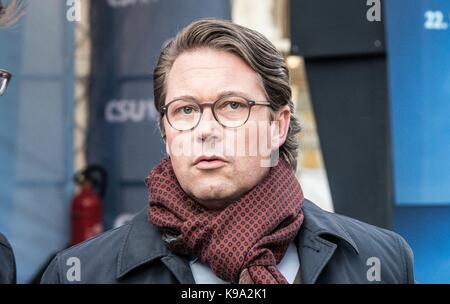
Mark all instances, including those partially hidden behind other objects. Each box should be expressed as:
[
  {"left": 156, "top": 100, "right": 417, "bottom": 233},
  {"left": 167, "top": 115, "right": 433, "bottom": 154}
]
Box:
[
  {"left": 302, "top": 200, "right": 415, "bottom": 283},
  {"left": 303, "top": 199, "right": 409, "bottom": 247},
  {"left": 40, "top": 222, "right": 131, "bottom": 284},
  {"left": 62, "top": 222, "right": 131, "bottom": 259}
]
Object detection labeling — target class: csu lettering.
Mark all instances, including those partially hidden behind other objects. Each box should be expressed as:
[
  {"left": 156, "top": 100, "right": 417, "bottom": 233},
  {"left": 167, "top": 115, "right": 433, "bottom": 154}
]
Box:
[{"left": 105, "top": 99, "right": 158, "bottom": 123}]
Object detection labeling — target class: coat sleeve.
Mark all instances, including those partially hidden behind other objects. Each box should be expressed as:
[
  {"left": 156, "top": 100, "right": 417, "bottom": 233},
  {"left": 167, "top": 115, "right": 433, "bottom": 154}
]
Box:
[
  {"left": 397, "top": 234, "right": 415, "bottom": 284},
  {"left": 0, "top": 233, "right": 16, "bottom": 284},
  {"left": 40, "top": 255, "right": 62, "bottom": 284}
]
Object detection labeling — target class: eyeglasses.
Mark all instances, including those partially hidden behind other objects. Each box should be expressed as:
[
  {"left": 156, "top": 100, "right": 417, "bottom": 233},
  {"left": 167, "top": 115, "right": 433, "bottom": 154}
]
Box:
[
  {"left": 160, "top": 95, "right": 271, "bottom": 131},
  {"left": 0, "top": 69, "right": 12, "bottom": 96}
]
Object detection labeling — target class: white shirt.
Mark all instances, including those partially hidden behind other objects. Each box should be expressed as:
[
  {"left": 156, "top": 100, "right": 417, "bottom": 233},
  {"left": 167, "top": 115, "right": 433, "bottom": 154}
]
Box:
[{"left": 189, "top": 241, "right": 300, "bottom": 284}]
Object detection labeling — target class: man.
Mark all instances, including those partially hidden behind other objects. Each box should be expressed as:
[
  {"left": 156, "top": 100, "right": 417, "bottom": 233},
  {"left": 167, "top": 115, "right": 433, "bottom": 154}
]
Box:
[
  {"left": 41, "top": 19, "right": 414, "bottom": 284},
  {"left": 0, "top": 0, "right": 23, "bottom": 284}
]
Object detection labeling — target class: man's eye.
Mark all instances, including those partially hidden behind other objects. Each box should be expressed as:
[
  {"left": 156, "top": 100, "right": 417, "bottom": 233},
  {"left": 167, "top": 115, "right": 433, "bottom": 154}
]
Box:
[
  {"left": 176, "top": 106, "right": 195, "bottom": 114},
  {"left": 226, "top": 101, "right": 242, "bottom": 110},
  {"left": 183, "top": 107, "right": 193, "bottom": 114}
]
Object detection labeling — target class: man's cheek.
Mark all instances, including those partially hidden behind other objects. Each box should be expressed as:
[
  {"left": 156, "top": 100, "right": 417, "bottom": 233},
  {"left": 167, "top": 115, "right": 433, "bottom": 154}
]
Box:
[
  {"left": 223, "top": 128, "right": 247, "bottom": 158},
  {"left": 166, "top": 132, "right": 196, "bottom": 158}
]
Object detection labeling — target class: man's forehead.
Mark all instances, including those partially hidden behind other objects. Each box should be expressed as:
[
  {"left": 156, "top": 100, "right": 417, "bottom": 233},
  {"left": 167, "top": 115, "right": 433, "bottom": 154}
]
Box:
[
  {"left": 166, "top": 50, "right": 265, "bottom": 102},
  {"left": 166, "top": 81, "right": 265, "bottom": 103},
  {"left": 170, "top": 51, "right": 257, "bottom": 79},
  {"left": 173, "top": 64, "right": 240, "bottom": 84},
  {"left": 167, "top": 90, "right": 255, "bottom": 103}
]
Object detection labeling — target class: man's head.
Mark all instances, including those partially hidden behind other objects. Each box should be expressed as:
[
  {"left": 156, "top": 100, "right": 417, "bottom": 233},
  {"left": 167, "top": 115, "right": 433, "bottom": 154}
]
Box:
[{"left": 153, "top": 19, "right": 301, "bottom": 210}]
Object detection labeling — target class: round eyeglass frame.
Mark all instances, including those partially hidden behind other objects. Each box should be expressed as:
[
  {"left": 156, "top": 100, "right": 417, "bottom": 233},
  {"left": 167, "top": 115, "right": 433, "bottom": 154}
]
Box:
[{"left": 160, "top": 96, "right": 272, "bottom": 131}]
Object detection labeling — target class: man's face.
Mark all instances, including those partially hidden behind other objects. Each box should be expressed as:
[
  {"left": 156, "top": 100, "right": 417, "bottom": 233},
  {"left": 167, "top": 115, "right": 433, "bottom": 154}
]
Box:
[{"left": 163, "top": 48, "right": 290, "bottom": 210}]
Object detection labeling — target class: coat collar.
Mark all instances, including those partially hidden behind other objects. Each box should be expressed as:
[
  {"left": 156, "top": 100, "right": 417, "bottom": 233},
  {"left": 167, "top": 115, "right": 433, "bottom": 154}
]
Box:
[
  {"left": 116, "top": 208, "right": 195, "bottom": 283},
  {"left": 116, "top": 199, "right": 359, "bottom": 283},
  {"left": 296, "top": 199, "right": 359, "bottom": 283},
  {"left": 300, "top": 199, "right": 359, "bottom": 254}
]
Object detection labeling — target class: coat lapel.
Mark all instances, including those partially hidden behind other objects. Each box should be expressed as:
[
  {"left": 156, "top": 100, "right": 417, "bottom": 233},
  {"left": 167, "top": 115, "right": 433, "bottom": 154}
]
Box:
[
  {"left": 296, "top": 199, "right": 359, "bottom": 283},
  {"left": 116, "top": 208, "right": 195, "bottom": 283},
  {"left": 296, "top": 226, "right": 337, "bottom": 283},
  {"left": 161, "top": 254, "right": 196, "bottom": 284}
]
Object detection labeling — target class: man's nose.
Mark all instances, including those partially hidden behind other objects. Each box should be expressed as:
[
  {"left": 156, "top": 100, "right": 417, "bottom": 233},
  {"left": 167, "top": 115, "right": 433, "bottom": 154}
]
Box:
[{"left": 194, "top": 106, "right": 222, "bottom": 142}]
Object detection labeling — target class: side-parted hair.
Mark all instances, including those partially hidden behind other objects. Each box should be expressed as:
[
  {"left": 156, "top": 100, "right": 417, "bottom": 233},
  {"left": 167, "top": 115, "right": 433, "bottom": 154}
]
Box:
[{"left": 153, "top": 19, "right": 301, "bottom": 170}]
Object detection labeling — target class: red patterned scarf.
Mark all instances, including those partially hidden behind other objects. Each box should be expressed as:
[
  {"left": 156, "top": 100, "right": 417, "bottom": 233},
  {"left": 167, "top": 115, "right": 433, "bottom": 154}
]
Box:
[{"left": 146, "top": 157, "right": 304, "bottom": 284}]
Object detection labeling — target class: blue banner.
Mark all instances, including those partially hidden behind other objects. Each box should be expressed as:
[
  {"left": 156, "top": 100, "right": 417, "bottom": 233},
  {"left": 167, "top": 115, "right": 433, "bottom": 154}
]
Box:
[
  {"left": 87, "top": 0, "right": 231, "bottom": 229},
  {"left": 386, "top": 0, "right": 450, "bottom": 283},
  {"left": 386, "top": 0, "right": 450, "bottom": 205}
]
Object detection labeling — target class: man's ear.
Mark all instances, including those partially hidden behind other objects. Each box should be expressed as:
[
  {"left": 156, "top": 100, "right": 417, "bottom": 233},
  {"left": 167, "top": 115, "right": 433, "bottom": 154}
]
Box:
[{"left": 271, "top": 105, "right": 291, "bottom": 150}]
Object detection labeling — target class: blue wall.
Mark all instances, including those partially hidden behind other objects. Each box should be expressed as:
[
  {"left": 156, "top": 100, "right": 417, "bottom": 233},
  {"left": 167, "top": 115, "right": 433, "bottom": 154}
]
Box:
[
  {"left": 385, "top": 0, "right": 450, "bottom": 283},
  {"left": 394, "top": 206, "right": 450, "bottom": 283}
]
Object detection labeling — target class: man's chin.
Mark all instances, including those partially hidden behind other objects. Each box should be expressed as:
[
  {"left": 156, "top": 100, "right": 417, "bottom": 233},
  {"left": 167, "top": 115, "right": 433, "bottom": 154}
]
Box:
[{"left": 190, "top": 188, "right": 236, "bottom": 210}]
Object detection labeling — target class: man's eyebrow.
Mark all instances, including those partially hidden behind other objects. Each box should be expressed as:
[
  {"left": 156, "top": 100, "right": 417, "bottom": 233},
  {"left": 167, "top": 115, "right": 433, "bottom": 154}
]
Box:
[{"left": 167, "top": 91, "right": 255, "bottom": 103}]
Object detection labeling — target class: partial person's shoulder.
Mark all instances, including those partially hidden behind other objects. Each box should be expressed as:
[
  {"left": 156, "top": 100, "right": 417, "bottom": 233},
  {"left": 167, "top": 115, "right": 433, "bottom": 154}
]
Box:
[
  {"left": 0, "top": 232, "right": 16, "bottom": 284},
  {"left": 0, "top": 232, "right": 12, "bottom": 249}
]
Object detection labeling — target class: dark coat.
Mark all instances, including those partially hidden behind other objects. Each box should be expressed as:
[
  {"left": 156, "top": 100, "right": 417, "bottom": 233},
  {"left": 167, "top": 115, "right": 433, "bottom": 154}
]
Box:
[
  {"left": 41, "top": 199, "right": 414, "bottom": 284},
  {"left": 0, "top": 233, "right": 16, "bottom": 284}
]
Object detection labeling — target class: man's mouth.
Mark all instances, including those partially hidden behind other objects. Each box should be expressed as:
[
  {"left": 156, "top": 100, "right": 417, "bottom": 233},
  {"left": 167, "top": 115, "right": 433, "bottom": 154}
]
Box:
[{"left": 193, "top": 155, "right": 228, "bottom": 170}]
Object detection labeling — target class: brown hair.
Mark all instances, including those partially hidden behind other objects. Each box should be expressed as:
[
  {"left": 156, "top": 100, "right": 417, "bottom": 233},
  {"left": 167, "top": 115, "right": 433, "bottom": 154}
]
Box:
[
  {"left": 153, "top": 19, "right": 301, "bottom": 169},
  {"left": 0, "top": 0, "right": 25, "bottom": 28}
]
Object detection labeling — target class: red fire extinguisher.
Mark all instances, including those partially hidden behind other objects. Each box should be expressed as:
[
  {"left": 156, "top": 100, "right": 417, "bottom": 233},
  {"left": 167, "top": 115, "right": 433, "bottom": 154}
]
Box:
[{"left": 70, "top": 165, "right": 107, "bottom": 246}]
